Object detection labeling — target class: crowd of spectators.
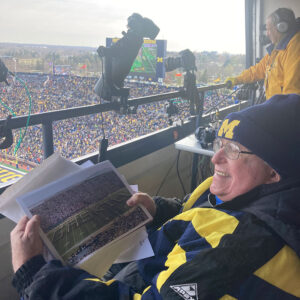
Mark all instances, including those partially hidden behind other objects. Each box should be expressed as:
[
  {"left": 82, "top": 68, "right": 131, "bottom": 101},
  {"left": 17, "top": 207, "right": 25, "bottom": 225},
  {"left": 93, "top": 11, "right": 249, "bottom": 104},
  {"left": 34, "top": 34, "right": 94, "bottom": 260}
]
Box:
[
  {"left": 0, "top": 73, "right": 234, "bottom": 164},
  {"left": 67, "top": 206, "right": 148, "bottom": 266},
  {"left": 30, "top": 170, "right": 129, "bottom": 232}
]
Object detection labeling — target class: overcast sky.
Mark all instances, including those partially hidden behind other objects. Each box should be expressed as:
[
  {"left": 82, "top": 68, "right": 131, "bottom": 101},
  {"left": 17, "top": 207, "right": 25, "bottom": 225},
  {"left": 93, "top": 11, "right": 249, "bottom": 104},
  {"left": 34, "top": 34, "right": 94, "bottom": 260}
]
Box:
[{"left": 0, "top": 0, "right": 245, "bottom": 54}]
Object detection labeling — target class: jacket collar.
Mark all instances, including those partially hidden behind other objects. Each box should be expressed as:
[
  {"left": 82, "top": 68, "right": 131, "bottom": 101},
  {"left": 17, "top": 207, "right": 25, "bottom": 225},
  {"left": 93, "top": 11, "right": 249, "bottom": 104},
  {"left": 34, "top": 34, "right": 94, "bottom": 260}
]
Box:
[
  {"left": 220, "top": 177, "right": 300, "bottom": 256},
  {"left": 220, "top": 176, "right": 300, "bottom": 208}
]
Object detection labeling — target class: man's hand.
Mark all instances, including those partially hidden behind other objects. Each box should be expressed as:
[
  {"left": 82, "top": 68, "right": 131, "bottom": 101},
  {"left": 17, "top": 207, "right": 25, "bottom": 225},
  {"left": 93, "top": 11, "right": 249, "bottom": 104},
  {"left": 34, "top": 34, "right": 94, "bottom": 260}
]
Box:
[
  {"left": 127, "top": 192, "right": 156, "bottom": 217},
  {"left": 225, "top": 77, "right": 238, "bottom": 89},
  {"left": 11, "top": 215, "right": 43, "bottom": 272}
]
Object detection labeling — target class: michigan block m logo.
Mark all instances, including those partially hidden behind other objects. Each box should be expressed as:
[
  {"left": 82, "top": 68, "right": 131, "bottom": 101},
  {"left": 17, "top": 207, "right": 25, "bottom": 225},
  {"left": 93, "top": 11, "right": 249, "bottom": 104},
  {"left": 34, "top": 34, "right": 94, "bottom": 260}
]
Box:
[{"left": 218, "top": 119, "right": 240, "bottom": 139}]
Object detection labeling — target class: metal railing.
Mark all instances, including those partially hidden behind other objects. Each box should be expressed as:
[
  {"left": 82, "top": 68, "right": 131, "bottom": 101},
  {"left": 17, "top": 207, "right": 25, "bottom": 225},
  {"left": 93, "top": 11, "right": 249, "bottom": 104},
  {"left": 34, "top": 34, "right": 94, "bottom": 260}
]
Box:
[
  {"left": 0, "top": 82, "right": 250, "bottom": 220},
  {"left": 0, "top": 83, "right": 229, "bottom": 159}
]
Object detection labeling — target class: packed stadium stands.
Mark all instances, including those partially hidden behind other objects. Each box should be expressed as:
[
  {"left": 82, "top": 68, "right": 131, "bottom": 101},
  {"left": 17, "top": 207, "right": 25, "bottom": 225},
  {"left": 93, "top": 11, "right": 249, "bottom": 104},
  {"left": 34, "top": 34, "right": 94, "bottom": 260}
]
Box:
[{"left": 0, "top": 73, "right": 234, "bottom": 165}]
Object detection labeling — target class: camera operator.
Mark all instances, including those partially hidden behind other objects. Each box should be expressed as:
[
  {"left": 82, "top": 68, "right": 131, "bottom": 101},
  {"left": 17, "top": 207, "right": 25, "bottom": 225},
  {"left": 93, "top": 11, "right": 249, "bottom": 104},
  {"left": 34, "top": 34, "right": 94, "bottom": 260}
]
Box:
[{"left": 226, "top": 8, "right": 300, "bottom": 100}]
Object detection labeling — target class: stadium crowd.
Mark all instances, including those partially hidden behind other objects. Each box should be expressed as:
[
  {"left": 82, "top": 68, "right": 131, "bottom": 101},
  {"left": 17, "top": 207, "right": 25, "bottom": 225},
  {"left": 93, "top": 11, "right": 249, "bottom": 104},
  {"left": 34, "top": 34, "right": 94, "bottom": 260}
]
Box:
[
  {"left": 67, "top": 206, "right": 148, "bottom": 266},
  {"left": 30, "top": 171, "right": 127, "bottom": 232},
  {"left": 0, "top": 73, "right": 234, "bottom": 164}
]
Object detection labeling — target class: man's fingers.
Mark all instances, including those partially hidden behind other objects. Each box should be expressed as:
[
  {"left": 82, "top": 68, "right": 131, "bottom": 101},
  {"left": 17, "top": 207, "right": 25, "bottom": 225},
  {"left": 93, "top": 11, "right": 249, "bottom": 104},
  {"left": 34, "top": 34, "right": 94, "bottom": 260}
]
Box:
[
  {"left": 24, "top": 215, "right": 40, "bottom": 237},
  {"left": 14, "top": 216, "right": 29, "bottom": 233},
  {"left": 126, "top": 193, "right": 156, "bottom": 217},
  {"left": 127, "top": 198, "right": 135, "bottom": 206},
  {"left": 127, "top": 193, "right": 140, "bottom": 206}
]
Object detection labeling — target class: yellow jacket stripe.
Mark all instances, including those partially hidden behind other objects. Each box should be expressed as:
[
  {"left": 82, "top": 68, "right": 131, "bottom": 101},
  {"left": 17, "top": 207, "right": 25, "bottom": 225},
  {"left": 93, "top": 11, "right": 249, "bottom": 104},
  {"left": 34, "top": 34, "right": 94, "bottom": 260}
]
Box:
[
  {"left": 254, "top": 245, "right": 300, "bottom": 297},
  {"left": 182, "top": 177, "right": 213, "bottom": 212},
  {"left": 156, "top": 208, "right": 239, "bottom": 290}
]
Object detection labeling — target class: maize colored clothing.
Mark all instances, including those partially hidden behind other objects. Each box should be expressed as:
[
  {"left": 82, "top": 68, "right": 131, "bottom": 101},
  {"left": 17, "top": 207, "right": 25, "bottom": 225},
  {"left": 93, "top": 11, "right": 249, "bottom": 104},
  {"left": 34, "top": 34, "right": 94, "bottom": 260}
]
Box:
[
  {"left": 235, "top": 30, "right": 300, "bottom": 100},
  {"left": 13, "top": 177, "right": 300, "bottom": 299}
]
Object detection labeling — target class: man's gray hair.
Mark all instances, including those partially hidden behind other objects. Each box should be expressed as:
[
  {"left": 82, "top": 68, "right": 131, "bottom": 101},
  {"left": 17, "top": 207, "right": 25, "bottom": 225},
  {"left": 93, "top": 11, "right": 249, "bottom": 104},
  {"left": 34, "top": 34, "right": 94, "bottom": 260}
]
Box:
[{"left": 269, "top": 7, "right": 296, "bottom": 30}]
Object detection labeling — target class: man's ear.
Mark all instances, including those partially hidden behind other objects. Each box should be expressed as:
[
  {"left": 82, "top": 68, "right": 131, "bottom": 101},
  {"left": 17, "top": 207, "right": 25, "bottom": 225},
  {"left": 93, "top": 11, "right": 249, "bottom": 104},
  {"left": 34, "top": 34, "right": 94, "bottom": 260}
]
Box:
[{"left": 268, "top": 169, "right": 281, "bottom": 183}]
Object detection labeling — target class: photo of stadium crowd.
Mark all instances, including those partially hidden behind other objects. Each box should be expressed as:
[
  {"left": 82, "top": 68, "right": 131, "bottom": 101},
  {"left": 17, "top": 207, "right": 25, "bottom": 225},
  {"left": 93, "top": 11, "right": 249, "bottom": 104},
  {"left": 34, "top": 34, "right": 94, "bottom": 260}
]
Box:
[
  {"left": 28, "top": 169, "right": 150, "bottom": 265},
  {"left": 64, "top": 206, "right": 149, "bottom": 266}
]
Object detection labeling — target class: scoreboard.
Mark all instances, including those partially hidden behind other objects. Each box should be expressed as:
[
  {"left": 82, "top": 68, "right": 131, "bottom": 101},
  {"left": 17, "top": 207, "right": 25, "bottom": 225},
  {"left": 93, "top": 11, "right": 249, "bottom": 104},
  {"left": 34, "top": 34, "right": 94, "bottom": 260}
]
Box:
[{"left": 106, "top": 38, "right": 167, "bottom": 82}]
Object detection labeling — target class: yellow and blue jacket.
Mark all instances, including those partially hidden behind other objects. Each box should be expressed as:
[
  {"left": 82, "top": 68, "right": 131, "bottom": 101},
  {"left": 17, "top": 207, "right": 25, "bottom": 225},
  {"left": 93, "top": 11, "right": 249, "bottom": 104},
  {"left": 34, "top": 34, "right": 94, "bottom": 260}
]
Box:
[
  {"left": 13, "top": 177, "right": 300, "bottom": 299},
  {"left": 235, "top": 30, "right": 300, "bottom": 100}
]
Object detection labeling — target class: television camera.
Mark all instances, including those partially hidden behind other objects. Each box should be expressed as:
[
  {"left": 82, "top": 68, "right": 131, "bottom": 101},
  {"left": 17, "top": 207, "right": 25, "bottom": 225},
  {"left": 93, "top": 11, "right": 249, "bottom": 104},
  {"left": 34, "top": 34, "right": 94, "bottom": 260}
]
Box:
[
  {"left": 94, "top": 13, "right": 159, "bottom": 113},
  {"left": 164, "top": 49, "right": 197, "bottom": 73},
  {"left": 94, "top": 13, "right": 159, "bottom": 161},
  {"left": 195, "top": 125, "right": 216, "bottom": 149},
  {"left": 0, "top": 59, "right": 9, "bottom": 85},
  {"left": 164, "top": 49, "right": 202, "bottom": 117},
  {"left": 0, "top": 59, "right": 13, "bottom": 149}
]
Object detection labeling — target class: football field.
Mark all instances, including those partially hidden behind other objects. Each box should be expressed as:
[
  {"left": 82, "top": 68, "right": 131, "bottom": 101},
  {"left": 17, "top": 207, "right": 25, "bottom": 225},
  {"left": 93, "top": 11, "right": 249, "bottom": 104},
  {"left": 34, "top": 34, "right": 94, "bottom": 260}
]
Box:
[{"left": 0, "top": 165, "right": 25, "bottom": 187}]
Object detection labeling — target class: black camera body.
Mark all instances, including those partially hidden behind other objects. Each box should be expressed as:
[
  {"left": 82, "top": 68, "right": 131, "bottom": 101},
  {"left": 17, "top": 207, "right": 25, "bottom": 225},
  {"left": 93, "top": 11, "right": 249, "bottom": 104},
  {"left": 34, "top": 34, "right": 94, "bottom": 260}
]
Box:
[
  {"left": 94, "top": 13, "right": 159, "bottom": 103},
  {"left": 165, "top": 49, "right": 196, "bottom": 72},
  {"left": 166, "top": 101, "right": 179, "bottom": 117},
  {"left": 195, "top": 126, "right": 216, "bottom": 149},
  {"left": 0, "top": 59, "right": 9, "bottom": 84}
]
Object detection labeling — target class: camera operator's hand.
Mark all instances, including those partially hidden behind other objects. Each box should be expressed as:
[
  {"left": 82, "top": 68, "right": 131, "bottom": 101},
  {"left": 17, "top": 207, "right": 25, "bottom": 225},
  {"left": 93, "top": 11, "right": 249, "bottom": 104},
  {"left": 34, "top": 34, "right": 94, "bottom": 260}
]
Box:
[
  {"left": 11, "top": 215, "right": 43, "bottom": 273},
  {"left": 127, "top": 192, "right": 156, "bottom": 217},
  {"left": 225, "top": 77, "right": 239, "bottom": 89}
]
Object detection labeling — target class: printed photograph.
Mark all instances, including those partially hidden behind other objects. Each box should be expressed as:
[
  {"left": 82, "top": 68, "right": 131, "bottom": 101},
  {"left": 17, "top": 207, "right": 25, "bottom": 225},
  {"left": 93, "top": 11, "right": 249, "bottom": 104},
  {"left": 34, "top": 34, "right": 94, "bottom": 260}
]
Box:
[{"left": 29, "top": 169, "right": 150, "bottom": 265}]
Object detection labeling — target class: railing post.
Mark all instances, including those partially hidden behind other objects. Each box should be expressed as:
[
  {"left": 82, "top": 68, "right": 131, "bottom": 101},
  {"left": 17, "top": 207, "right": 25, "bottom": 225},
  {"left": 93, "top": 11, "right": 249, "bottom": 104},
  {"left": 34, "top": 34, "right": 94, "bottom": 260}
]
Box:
[{"left": 42, "top": 121, "right": 54, "bottom": 158}]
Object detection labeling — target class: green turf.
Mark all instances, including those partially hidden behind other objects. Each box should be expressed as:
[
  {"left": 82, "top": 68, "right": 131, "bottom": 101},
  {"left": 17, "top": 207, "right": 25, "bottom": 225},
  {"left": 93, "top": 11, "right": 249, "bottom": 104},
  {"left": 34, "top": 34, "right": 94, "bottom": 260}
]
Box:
[{"left": 0, "top": 162, "right": 30, "bottom": 173}]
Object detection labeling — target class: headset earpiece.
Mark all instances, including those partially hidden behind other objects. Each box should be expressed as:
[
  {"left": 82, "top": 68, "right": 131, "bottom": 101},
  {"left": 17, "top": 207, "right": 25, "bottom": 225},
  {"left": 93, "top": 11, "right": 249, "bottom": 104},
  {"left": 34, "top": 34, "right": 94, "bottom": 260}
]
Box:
[
  {"left": 276, "top": 21, "right": 289, "bottom": 33},
  {"left": 273, "top": 12, "right": 289, "bottom": 33}
]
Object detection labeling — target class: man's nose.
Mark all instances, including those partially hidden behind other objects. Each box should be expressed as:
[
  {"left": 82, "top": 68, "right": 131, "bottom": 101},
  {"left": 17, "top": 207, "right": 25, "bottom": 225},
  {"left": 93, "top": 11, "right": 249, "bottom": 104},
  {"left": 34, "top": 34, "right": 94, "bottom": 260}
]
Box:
[{"left": 211, "top": 147, "right": 227, "bottom": 164}]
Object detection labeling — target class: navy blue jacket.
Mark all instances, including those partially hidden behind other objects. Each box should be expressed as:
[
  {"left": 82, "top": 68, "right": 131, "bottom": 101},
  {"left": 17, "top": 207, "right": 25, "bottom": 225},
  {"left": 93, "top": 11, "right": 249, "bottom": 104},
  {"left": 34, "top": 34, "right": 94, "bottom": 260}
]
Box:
[{"left": 13, "top": 177, "right": 300, "bottom": 299}]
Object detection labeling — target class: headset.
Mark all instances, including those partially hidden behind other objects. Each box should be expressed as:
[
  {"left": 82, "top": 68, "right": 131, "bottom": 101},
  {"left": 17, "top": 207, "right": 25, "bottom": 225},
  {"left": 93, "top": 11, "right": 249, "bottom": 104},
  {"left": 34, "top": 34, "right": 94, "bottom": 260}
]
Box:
[
  {"left": 272, "top": 8, "right": 296, "bottom": 34},
  {"left": 274, "top": 12, "right": 289, "bottom": 33}
]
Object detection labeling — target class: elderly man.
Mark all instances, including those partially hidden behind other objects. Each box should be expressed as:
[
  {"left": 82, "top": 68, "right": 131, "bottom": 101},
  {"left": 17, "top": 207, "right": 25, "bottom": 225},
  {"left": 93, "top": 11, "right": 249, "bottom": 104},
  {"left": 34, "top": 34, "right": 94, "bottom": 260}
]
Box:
[
  {"left": 11, "top": 94, "right": 300, "bottom": 299},
  {"left": 226, "top": 7, "right": 300, "bottom": 100}
]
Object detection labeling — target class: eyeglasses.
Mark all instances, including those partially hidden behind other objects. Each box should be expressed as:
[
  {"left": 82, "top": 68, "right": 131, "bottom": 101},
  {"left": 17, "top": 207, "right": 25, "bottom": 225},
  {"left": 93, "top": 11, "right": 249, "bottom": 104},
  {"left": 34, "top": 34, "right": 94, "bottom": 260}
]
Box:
[{"left": 213, "top": 138, "right": 254, "bottom": 160}]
